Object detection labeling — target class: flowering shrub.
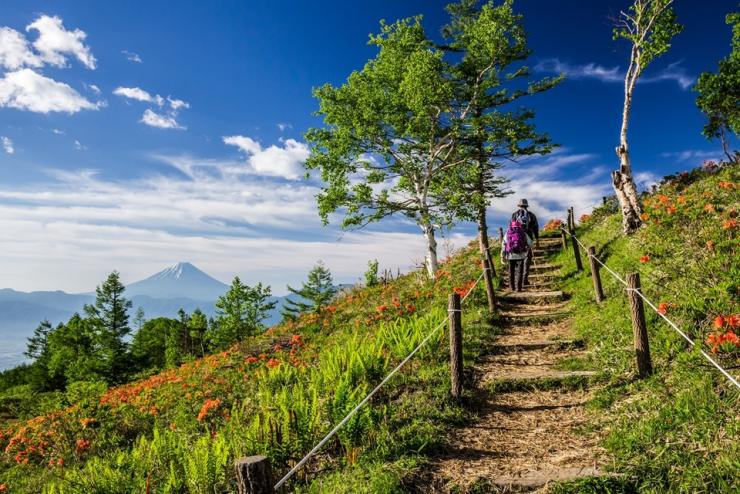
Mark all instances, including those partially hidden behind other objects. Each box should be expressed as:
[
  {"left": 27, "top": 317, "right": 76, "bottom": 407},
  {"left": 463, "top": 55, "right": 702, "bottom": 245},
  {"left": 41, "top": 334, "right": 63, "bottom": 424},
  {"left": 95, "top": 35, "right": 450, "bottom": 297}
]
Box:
[{"left": 542, "top": 218, "right": 564, "bottom": 232}]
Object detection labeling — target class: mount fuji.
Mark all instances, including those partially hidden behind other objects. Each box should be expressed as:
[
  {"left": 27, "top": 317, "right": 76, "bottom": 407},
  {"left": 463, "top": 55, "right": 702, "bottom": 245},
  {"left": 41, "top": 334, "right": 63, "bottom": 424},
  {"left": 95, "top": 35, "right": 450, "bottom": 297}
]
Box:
[
  {"left": 126, "top": 262, "right": 229, "bottom": 300},
  {"left": 0, "top": 262, "right": 290, "bottom": 370}
]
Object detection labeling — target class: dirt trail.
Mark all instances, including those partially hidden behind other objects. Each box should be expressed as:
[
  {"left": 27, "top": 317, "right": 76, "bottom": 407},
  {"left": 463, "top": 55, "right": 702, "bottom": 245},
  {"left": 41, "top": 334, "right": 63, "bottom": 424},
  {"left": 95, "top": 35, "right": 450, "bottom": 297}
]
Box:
[{"left": 412, "top": 239, "right": 606, "bottom": 493}]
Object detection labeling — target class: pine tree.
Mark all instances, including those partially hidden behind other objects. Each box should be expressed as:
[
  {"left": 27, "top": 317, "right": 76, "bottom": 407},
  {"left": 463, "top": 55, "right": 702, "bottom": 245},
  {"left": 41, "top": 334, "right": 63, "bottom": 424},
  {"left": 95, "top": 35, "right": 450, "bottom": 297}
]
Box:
[
  {"left": 83, "top": 271, "right": 133, "bottom": 383},
  {"left": 281, "top": 261, "right": 337, "bottom": 320},
  {"left": 133, "top": 307, "right": 146, "bottom": 332}
]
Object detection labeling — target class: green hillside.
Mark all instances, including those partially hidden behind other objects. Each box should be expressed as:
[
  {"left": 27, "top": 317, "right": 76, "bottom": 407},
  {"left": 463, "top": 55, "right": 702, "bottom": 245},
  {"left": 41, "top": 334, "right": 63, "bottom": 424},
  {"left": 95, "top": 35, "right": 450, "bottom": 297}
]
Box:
[{"left": 1, "top": 161, "right": 737, "bottom": 493}]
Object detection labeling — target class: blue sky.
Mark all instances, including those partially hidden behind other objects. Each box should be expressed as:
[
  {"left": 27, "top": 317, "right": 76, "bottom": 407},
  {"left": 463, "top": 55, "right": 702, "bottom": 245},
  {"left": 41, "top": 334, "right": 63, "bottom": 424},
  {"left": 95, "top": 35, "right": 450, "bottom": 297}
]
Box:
[{"left": 0, "top": 0, "right": 736, "bottom": 294}]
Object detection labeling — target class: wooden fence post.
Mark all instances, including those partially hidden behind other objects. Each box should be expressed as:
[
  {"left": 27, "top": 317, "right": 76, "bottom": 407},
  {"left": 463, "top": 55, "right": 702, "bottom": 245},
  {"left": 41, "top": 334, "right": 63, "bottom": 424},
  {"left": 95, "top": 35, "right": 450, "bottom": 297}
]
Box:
[
  {"left": 482, "top": 254, "right": 496, "bottom": 314},
  {"left": 560, "top": 227, "right": 568, "bottom": 250},
  {"left": 235, "top": 456, "right": 275, "bottom": 494},
  {"left": 626, "top": 273, "right": 652, "bottom": 378},
  {"left": 588, "top": 246, "right": 604, "bottom": 303},
  {"left": 448, "top": 293, "right": 463, "bottom": 399},
  {"left": 498, "top": 226, "right": 504, "bottom": 246},
  {"left": 570, "top": 223, "right": 583, "bottom": 272}
]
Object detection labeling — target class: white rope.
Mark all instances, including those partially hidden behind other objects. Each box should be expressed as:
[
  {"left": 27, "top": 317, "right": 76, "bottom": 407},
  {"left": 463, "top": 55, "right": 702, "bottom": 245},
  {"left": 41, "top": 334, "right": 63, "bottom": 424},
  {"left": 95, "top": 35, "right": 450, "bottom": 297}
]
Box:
[
  {"left": 561, "top": 227, "right": 627, "bottom": 286},
  {"left": 274, "top": 271, "right": 486, "bottom": 489},
  {"left": 560, "top": 227, "right": 739, "bottom": 391}
]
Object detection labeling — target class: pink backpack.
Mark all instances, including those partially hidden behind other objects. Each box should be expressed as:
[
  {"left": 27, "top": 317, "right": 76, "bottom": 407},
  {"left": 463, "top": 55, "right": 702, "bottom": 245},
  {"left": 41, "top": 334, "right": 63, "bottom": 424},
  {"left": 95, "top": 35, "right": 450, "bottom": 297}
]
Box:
[{"left": 505, "top": 220, "right": 528, "bottom": 253}]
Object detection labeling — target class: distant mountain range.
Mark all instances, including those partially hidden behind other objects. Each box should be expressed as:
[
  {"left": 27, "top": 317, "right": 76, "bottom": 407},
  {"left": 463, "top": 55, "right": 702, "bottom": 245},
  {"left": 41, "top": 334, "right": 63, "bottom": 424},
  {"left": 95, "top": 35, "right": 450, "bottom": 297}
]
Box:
[{"left": 0, "top": 262, "right": 291, "bottom": 371}]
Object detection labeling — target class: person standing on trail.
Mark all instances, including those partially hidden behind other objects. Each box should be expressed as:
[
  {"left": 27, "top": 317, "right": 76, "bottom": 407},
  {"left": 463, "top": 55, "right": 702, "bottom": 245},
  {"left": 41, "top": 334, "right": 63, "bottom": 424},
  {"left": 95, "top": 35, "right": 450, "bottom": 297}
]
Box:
[
  {"left": 510, "top": 199, "right": 539, "bottom": 285},
  {"left": 501, "top": 219, "right": 532, "bottom": 292}
]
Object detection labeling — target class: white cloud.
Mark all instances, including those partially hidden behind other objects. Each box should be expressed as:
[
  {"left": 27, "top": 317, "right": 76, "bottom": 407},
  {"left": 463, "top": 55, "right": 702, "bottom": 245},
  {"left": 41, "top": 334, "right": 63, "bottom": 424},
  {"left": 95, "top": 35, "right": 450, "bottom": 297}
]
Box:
[
  {"left": 114, "top": 87, "right": 188, "bottom": 129},
  {"left": 642, "top": 61, "right": 694, "bottom": 90},
  {"left": 277, "top": 122, "right": 292, "bottom": 132},
  {"left": 26, "top": 15, "right": 96, "bottom": 69},
  {"left": 223, "top": 135, "right": 309, "bottom": 179},
  {"left": 0, "top": 27, "right": 43, "bottom": 69},
  {"left": 141, "top": 108, "right": 184, "bottom": 129},
  {"left": 536, "top": 58, "right": 694, "bottom": 90},
  {"left": 168, "top": 96, "right": 189, "bottom": 110},
  {"left": 483, "top": 150, "right": 612, "bottom": 225},
  {"left": 660, "top": 150, "right": 722, "bottom": 163},
  {"left": 113, "top": 86, "right": 162, "bottom": 105},
  {"left": 0, "top": 158, "right": 472, "bottom": 293},
  {"left": 121, "top": 50, "right": 142, "bottom": 63},
  {"left": 73, "top": 139, "right": 86, "bottom": 151},
  {"left": 535, "top": 58, "right": 622, "bottom": 83},
  {"left": 86, "top": 83, "right": 100, "bottom": 94},
  {"left": 0, "top": 68, "right": 100, "bottom": 113},
  {"left": 52, "top": 128, "right": 64, "bottom": 135},
  {"left": 1, "top": 136, "right": 13, "bottom": 154}
]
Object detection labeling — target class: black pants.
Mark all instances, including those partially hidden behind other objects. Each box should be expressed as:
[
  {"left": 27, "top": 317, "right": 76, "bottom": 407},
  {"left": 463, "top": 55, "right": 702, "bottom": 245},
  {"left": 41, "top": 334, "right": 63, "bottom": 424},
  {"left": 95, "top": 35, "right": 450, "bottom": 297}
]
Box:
[{"left": 508, "top": 259, "right": 525, "bottom": 291}]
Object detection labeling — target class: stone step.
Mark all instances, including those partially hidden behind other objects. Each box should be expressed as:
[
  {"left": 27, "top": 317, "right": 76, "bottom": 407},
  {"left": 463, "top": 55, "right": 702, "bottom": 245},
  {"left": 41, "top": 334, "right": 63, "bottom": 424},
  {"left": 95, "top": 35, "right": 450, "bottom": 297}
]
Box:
[
  {"left": 489, "top": 467, "right": 607, "bottom": 492},
  {"left": 500, "top": 290, "right": 565, "bottom": 304}
]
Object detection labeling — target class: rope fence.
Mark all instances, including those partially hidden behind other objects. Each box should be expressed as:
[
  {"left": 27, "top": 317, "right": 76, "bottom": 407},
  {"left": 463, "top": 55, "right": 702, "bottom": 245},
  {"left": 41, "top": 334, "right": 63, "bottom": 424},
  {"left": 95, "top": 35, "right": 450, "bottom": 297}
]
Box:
[
  {"left": 560, "top": 223, "right": 740, "bottom": 391},
  {"left": 269, "top": 270, "right": 486, "bottom": 491}
]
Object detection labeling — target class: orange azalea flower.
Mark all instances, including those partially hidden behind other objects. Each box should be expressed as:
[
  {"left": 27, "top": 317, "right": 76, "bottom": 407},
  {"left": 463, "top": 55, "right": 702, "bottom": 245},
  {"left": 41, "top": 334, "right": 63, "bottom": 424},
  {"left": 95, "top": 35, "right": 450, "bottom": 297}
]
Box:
[
  {"left": 0, "top": 484, "right": 7, "bottom": 492},
  {"left": 666, "top": 205, "right": 677, "bottom": 214},
  {"left": 677, "top": 196, "right": 686, "bottom": 204},
  {"left": 714, "top": 316, "right": 725, "bottom": 329},
  {"left": 657, "top": 303, "right": 669, "bottom": 315},
  {"left": 325, "top": 305, "right": 337, "bottom": 313},
  {"left": 245, "top": 356, "right": 259, "bottom": 364},
  {"left": 266, "top": 358, "right": 281, "bottom": 369},
  {"left": 197, "top": 398, "right": 222, "bottom": 421},
  {"left": 718, "top": 181, "right": 734, "bottom": 189},
  {"left": 657, "top": 194, "right": 670, "bottom": 204},
  {"left": 723, "top": 219, "right": 737, "bottom": 230},
  {"left": 640, "top": 213, "right": 649, "bottom": 221},
  {"left": 704, "top": 204, "right": 715, "bottom": 212},
  {"left": 706, "top": 240, "right": 715, "bottom": 250},
  {"left": 727, "top": 315, "right": 739, "bottom": 328},
  {"left": 639, "top": 255, "right": 650, "bottom": 263},
  {"left": 376, "top": 305, "right": 388, "bottom": 312}
]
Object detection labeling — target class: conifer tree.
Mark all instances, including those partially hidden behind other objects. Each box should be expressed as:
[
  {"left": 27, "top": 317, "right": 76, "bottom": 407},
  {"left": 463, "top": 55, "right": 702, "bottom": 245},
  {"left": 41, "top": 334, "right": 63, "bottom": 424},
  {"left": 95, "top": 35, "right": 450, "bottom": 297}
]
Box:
[
  {"left": 83, "top": 271, "right": 133, "bottom": 383},
  {"left": 281, "top": 261, "right": 337, "bottom": 319}
]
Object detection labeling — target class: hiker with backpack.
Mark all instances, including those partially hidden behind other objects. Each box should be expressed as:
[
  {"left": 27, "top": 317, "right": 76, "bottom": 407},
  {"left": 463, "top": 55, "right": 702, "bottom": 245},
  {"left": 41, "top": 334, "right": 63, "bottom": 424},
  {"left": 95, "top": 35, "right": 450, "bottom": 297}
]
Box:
[
  {"left": 510, "top": 199, "right": 539, "bottom": 286},
  {"left": 501, "top": 218, "right": 533, "bottom": 292}
]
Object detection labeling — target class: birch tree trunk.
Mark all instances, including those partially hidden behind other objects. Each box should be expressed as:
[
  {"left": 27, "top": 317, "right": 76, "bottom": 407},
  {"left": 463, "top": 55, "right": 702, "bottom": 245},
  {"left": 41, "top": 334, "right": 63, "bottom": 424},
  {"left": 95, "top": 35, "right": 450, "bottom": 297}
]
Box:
[
  {"left": 613, "top": 50, "right": 644, "bottom": 234},
  {"left": 422, "top": 223, "right": 439, "bottom": 277}
]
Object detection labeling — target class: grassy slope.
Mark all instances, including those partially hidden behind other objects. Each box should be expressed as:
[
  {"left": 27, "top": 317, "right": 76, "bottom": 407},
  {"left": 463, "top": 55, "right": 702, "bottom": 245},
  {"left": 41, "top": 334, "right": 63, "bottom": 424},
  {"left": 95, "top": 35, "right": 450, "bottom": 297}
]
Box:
[
  {"left": 550, "top": 162, "right": 739, "bottom": 493},
  {"left": 1, "top": 163, "right": 737, "bottom": 493},
  {"left": 0, "top": 240, "right": 501, "bottom": 493}
]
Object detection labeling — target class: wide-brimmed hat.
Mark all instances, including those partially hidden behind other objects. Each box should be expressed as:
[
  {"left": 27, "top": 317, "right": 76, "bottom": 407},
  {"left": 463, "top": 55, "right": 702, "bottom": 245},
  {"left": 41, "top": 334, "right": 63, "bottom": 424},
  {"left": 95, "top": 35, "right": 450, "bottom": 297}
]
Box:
[{"left": 517, "top": 198, "right": 529, "bottom": 208}]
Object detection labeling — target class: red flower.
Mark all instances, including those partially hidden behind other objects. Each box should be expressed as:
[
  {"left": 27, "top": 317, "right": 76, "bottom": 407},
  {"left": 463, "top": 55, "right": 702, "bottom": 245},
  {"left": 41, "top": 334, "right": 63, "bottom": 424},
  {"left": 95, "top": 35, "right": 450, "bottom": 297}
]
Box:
[
  {"left": 727, "top": 315, "right": 739, "bottom": 329},
  {"left": 266, "top": 358, "right": 281, "bottom": 369},
  {"left": 639, "top": 255, "right": 650, "bottom": 263},
  {"left": 723, "top": 219, "right": 737, "bottom": 230},
  {"left": 714, "top": 316, "right": 725, "bottom": 329},
  {"left": 245, "top": 356, "right": 259, "bottom": 364},
  {"left": 376, "top": 305, "right": 388, "bottom": 312},
  {"left": 657, "top": 303, "right": 669, "bottom": 315}
]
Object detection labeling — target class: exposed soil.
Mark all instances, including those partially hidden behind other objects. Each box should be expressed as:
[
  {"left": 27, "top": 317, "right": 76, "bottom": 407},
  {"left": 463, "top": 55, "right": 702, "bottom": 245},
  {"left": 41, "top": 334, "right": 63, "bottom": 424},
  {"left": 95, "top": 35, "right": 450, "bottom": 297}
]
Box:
[{"left": 409, "top": 241, "right": 607, "bottom": 493}]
